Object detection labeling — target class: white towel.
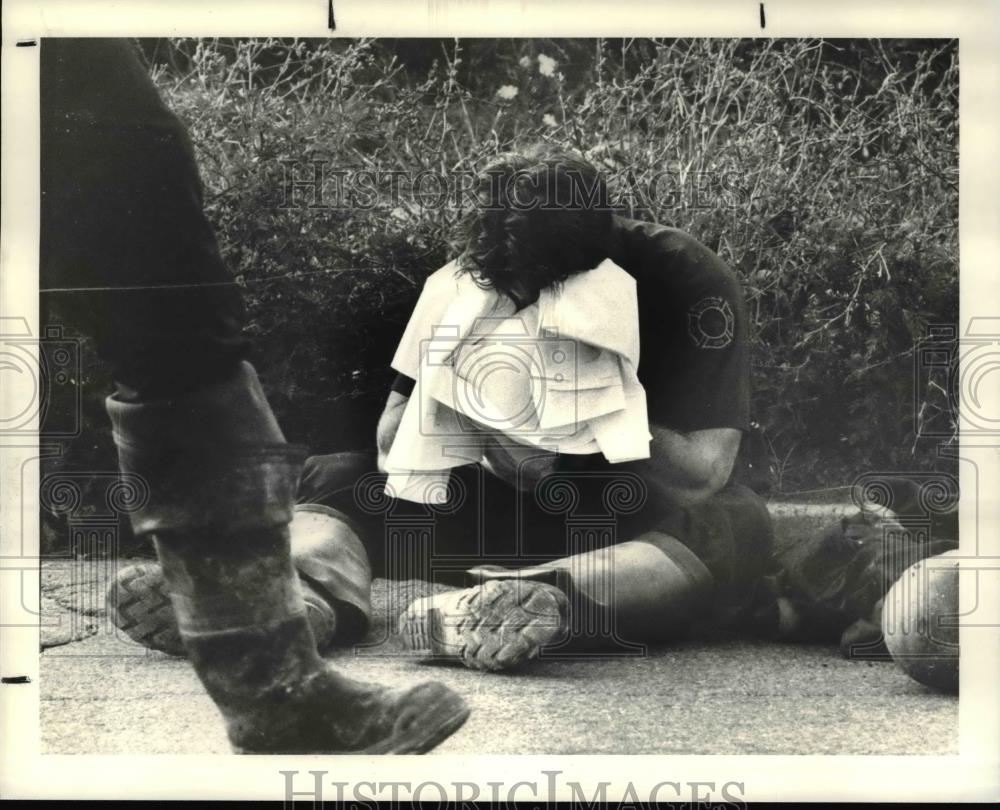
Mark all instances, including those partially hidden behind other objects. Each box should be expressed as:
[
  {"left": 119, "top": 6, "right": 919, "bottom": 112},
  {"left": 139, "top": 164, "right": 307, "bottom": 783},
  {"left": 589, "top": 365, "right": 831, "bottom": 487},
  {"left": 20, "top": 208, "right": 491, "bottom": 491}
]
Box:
[{"left": 384, "top": 258, "right": 651, "bottom": 504}]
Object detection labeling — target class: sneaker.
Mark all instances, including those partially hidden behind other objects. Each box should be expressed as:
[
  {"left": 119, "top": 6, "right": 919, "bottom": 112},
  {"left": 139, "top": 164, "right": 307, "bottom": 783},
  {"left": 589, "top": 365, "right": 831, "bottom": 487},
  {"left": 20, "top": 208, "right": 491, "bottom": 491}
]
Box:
[
  {"left": 397, "top": 578, "right": 569, "bottom": 671},
  {"left": 107, "top": 562, "right": 339, "bottom": 655}
]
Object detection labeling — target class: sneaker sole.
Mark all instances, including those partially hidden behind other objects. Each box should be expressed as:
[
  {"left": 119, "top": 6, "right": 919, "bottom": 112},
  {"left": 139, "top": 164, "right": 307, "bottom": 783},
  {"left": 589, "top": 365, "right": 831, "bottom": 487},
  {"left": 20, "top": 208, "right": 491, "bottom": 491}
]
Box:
[
  {"left": 397, "top": 579, "right": 568, "bottom": 672},
  {"left": 107, "top": 563, "right": 186, "bottom": 656},
  {"left": 108, "top": 563, "right": 339, "bottom": 656}
]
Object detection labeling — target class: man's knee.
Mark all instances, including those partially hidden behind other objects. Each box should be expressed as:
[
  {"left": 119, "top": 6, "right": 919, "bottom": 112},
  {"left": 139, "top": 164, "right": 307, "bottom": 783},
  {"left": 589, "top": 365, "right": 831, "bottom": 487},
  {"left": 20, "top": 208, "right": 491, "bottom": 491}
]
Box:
[
  {"left": 298, "top": 451, "right": 380, "bottom": 506},
  {"left": 290, "top": 504, "right": 373, "bottom": 643},
  {"left": 671, "top": 483, "right": 774, "bottom": 586}
]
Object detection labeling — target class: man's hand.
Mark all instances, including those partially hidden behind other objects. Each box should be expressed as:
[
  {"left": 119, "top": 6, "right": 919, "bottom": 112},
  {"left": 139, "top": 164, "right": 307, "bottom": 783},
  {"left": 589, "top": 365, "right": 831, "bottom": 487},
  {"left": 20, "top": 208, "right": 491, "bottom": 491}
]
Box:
[
  {"left": 377, "top": 388, "right": 738, "bottom": 508},
  {"left": 376, "top": 390, "right": 409, "bottom": 473},
  {"left": 480, "top": 433, "right": 560, "bottom": 491},
  {"left": 622, "top": 425, "right": 741, "bottom": 508}
]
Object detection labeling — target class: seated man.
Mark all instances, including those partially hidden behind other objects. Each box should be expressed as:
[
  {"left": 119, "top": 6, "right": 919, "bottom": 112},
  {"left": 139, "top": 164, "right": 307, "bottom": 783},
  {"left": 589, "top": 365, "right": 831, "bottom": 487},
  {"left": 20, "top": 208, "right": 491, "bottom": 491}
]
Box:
[
  {"left": 111, "top": 146, "right": 775, "bottom": 671},
  {"left": 294, "top": 146, "right": 775, "bottom": 669}
]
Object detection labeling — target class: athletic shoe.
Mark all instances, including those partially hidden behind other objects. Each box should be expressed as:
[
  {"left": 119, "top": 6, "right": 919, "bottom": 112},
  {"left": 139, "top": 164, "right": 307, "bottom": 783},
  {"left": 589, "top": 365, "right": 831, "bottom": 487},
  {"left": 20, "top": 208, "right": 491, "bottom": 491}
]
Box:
[{"left": 397, "top": 578, "right": 568, "bottom": 671}]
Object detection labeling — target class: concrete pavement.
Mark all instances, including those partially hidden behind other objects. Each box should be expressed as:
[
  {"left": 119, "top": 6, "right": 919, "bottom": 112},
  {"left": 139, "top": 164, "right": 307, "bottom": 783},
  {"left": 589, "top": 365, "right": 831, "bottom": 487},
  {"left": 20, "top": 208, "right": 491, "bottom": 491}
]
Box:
[{"left": 39, "top": 500, "right": 958, "bottom": 756}]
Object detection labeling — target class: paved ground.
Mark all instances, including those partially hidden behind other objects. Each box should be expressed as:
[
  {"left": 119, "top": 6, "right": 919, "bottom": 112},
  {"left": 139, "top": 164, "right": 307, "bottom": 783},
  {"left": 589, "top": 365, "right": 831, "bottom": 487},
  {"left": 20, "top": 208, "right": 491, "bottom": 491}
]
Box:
[{"left": 38, "top": 503, "right": 958, "bottom": 755}]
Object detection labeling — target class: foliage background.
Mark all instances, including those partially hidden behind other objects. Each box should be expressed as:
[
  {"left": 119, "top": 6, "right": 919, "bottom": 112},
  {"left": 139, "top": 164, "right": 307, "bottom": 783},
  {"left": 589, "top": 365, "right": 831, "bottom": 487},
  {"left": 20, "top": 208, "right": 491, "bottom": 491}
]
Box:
[{"left": 41, "top": 38, "right": 959, "bottom": 551}]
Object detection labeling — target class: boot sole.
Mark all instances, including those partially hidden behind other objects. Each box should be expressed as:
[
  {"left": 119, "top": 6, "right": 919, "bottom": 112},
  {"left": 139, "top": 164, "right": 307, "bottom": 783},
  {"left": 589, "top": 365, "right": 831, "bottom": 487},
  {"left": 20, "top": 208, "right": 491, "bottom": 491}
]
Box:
[
  {"left": 232, "top": 686, "right": 471, "bottom": 755},
  {"left": 397, "top": 579, "right": 568, "bottom": 672}
]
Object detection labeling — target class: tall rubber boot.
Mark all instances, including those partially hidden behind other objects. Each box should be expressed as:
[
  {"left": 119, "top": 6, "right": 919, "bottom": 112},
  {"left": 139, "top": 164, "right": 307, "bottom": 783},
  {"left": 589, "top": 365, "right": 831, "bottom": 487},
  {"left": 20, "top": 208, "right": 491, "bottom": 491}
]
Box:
[
  {"left": 108, "top": 362, "right": 468, "bottom": 753},
  {"left": 155, "top": 527, "right": 467, "bottom": 753},
  {"left": 398, "top": 533, "right": 715, "bottom": 671}
]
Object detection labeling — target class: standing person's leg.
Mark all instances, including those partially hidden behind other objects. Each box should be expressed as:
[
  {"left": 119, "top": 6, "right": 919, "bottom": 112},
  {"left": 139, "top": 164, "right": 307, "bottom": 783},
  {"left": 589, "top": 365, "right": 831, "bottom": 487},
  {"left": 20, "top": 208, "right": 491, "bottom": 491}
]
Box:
[{"left": 41, "top": 38, "right": 467, "bottom": 752}]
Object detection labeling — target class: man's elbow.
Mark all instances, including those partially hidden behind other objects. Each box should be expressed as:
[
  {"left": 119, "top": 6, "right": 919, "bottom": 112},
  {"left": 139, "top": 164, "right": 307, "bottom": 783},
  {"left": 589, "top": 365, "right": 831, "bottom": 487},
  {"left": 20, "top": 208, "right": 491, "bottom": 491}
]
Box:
[
  {"left": 686, "top": 429, "right": 741, "bottom": 503},
  {"left": 707, "top": 455, "right": 735, "bottom": 494},
  {"left": 684, "top": 457, "right": 734, "bottom": 504}
]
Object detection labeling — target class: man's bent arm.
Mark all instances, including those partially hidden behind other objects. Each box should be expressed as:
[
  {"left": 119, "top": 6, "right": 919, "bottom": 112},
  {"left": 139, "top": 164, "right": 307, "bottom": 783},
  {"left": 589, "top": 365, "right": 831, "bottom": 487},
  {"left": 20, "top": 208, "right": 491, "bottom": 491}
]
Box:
[
  {"left": 376, "top": 390, "right": 409, "bottom": 472},
  {"left": 622, "top": 425, "right": 741, "bottom": 508},
  {"left": 377, "top": 388, "right": 741, "bottom": 503}
]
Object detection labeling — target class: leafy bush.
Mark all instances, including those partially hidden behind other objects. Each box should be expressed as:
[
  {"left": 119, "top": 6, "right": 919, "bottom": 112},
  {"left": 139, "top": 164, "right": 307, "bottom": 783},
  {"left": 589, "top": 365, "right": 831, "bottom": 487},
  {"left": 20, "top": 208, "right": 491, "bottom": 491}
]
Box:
[{"left": 41, "top": 38, "right": 958, "bottom": 552}]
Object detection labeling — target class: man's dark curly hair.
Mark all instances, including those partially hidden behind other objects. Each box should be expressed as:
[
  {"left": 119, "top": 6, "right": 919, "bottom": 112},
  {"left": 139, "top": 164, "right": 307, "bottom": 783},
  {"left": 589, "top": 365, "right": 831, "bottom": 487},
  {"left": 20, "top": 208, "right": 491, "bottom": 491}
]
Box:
[{"left": 454, "top": 144, "right": 614, "bottom": 309}]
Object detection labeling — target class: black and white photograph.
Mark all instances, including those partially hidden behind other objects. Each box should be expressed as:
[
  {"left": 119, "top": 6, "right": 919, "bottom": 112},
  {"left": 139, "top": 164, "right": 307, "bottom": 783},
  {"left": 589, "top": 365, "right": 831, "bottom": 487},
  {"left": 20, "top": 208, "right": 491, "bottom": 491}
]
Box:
[{"left": 2, "top": 0, "right": 998, "bottom": 804}]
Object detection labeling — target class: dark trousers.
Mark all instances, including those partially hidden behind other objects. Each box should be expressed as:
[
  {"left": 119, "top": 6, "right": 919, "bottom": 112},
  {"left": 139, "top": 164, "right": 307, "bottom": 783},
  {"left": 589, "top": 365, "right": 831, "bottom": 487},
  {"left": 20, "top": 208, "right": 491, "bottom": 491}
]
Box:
[
  {"left": 41, "top": 38, "right": 248, "bottom": 400},
  {"left": 297, "top": 452, "right": 775, "bottom": 609}
]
